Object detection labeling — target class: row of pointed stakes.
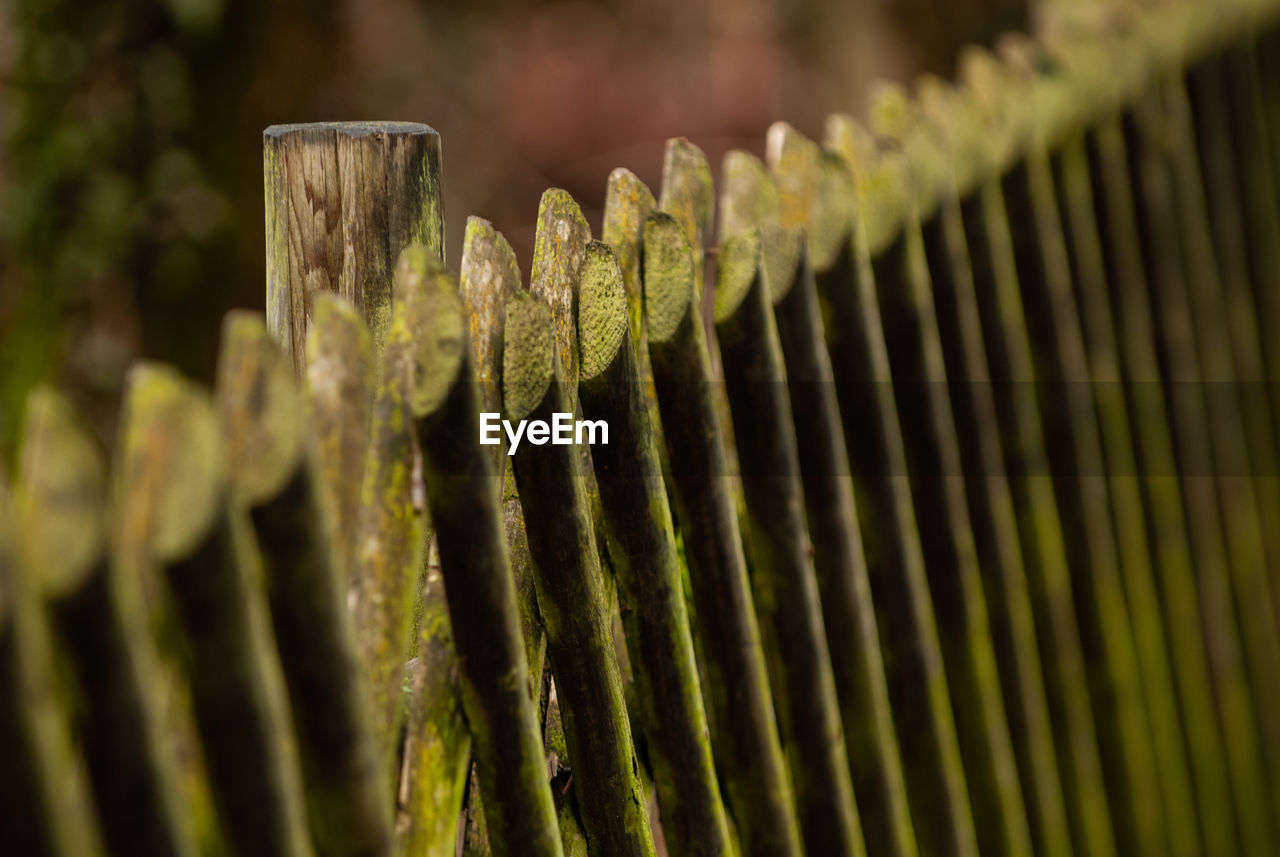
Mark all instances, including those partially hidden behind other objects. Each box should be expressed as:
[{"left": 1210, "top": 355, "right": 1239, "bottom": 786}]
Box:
[{"left": 9, "top": 1, "right": 1280, "bottom": 857}]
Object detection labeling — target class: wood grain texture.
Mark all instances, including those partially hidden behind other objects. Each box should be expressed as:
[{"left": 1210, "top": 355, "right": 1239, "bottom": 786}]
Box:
[{"left": 264, "top": 122, "right": 443, "bottom": 374}]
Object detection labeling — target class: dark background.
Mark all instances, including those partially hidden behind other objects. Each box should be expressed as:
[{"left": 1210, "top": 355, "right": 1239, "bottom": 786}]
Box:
[{"left": 0, "top": 0, "right": 1032, "bottom": 460}]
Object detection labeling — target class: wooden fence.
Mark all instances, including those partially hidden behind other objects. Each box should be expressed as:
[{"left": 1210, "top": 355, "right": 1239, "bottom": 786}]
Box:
[{"left": 6, "top": 1, "right": 1280, "bottom": 856}]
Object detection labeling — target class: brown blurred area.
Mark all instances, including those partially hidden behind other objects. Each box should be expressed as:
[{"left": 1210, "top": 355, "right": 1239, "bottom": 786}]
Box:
[{"left": 0, "top": 0, "right": 1031, "bottom": 459}]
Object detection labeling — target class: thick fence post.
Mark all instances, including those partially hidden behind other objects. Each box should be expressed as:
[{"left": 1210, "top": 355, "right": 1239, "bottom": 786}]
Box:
[{"left": 263, "top": 122, "right": 444, "bottom": 374}]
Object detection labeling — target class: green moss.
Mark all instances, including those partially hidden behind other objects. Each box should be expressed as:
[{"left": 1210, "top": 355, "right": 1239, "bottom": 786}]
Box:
[
  {"left": 825, "top": 114, "right": 909, "bottom": 257},
  {"left": 720, "top": 150, "right": 800, "bottom": 305},
  {"left": 713, "top": 230, "right": 762, "bottom": 325},
  {"left": 578, "top": 243, "right": 629, "bottom": 383},
  {"left": 120, "top": 363, "right": 225, "bottom": 564},
  {"left": 216, "top": 311, "right": 303, "bottom": 506},
  {"left": 15, "top": 386, "right": 106, "bottom": 598},
  {"left": 531, "top": 189, "right": 591, "bottom": 399},
  {"left": 502, "top": 294, "right": 555, "bottom": 422},
  {"left": 641, "top": 213, "right": 696, "bottom": 345}
]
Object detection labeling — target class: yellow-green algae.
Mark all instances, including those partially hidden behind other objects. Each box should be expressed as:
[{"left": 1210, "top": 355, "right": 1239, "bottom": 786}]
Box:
[
  {"left": 641, "top": 213, "right": 697, "bottom": 345},
  {"left": 16, "top": 387, "right": 108, "bottom": 599},
  {"left": 578, "top": 244, "right": 630, "bottom": 383},
  {"left": 502, "top": 294, "right": 556, "bottom": 422}
]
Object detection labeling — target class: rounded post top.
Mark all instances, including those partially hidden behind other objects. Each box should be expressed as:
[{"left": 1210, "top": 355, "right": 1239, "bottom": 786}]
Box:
[{"left": 264, "top": 121, "right": 438, "bottom": 140}]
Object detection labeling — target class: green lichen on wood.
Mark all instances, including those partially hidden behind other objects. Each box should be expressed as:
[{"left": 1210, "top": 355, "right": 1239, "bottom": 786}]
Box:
[
  {"left": 718, "top": 151, "right": 800, "bottom": 304},
  {"left": 352, "top": 244, "right": 436, "bottom": 775},
  {"left": 396, "top": 561, "right": 471, "bottom": 857},
  {"left": 15, "top": 388, "right": 107, "bottom": 600},
  {"left": 578, "top": 242, "right": 735, "bottom": 857},
  {"left": 659, "top": 138, "right": 715, "bottom": 296},
  {"left": 459, "top": 216, "right": 548, "bottom": 692},
  {"left": 306, "top": 295, "right": 373, "bottom": 578},
  {"left": 765, "top": 123, "right": 853, "bottom": 277},
  {"left": 602, "top": 169, "right": 657, "bottom": 349},
  {"left": 2, "top": 470, "right": 109, "bottom": 857},
  {"left": 642, "top": 213, "right": 697, "bottom": 345},
  {"left": 216, "top": 311, "right": 394, "bottom": 857},
  {"left": 643, "top": 209, "right": 805, "bottom": 857},
  {"left": 577, "top": 245, "right": 630, "bottom": 384},
  {"left": 531, "top": 189, "right": 592, "bottom": 405},
  {"left": 502, "top": 294, "right": 655, "bottom": 857},
  {"left": 825, "top": 115, "right": 910, "bottom": 257},
  {"left": 711, "top": 224, "right": 867, "bottom": 857},
  {"left": 712, "top": 231, "right": 762, "bottom": 325},
  {"left": 125, "top": 363, "right": 314, "bottom": 857},
  {"left": 408, "top": 259, "right": 563, "bottom": 857},
  {"left": 502, "top": 295, "right": 556, "bottom": 423}
]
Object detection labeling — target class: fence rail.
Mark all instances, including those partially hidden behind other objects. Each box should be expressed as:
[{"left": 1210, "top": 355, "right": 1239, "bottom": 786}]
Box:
[{"left": 6, "top": 1, "right": 1280, "bottom": 856}]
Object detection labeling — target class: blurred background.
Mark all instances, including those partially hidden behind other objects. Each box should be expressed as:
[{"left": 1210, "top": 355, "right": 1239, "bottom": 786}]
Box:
[{"left": 0, "top": 0, "right": 1036, "bottom": 460}]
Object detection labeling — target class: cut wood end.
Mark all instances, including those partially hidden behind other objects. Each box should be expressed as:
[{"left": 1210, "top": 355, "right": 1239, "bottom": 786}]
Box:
[
  {"left": 390, "top": 251, "right": 466, "bottom": 420},
  {"left": 16, "top": 387, "right": 107, "bottom": 598},
  {"left": 868, "top": 81, "right": 914, "bottom": 142},
  {"left": 121, "top": 364, "right": 226, "bottom": 565},
  {"left": 713, "top": 229, "right": 762, "bottom": 325},
  {"left": 216, "top": 311, "right": 304, "bottom": 506},
  {"left": 720, "top": 149, "right": 801, "bottom": 304},
  {"left": 602, "top": 168, "right": 657, "bottom": 301},
  {"left": 532, "top": 188, "right": 591, "bottom": 396},
  {"left": 659, "top": 137, "right": 714, "bottom": 255},
  {"left": 642, "top": 212, "right": 698, "bottom": 344},
  {"left": 264, "top": 121, "right": 438, "bottom": 141},
  {"left": 461, "top": 216, "right": 522, "bottom": 410},
  {"left": 502, "top": 293, "right": 557, "bottom": 422},
  {"left": 578, "top": 242, "right": 630, "bottom": 383},
  {"left": 825, "top": 113, "right": 908, "bottom": 256}
]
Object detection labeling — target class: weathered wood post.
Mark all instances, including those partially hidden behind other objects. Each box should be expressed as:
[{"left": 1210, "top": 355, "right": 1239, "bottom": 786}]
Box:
[
  {"left": 264, "top": 122, "right": 444, "bottom": 373},
  {"left": 262, "top": 124, "right": 467, "bottom": 855}
]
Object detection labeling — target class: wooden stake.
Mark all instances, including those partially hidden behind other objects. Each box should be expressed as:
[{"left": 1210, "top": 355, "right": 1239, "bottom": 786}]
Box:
[
  {"left": 305, "top": 295, "right": 373, "bottom": 580},
  {"left": 1122, "top": 82, "right": 1280, "bottom": 824},
  {"left": 502, "top": 293, "right": 655, "bottom": 857},
  {"left": 816, "top": 114, "right": 979, "bottom": 857},
  {"left": 401, "top": 256, "right": 564, "bottom": 857},
  {"left": 216, "top": 313, "right": 393, "bottom": 857},
  {"left": 919, "top": 73, "right": 1118, "bottom": 857},
  {"left": 874, "top": 83, "right": 1084, "bottom": 857},
  {"left": 1085, "top": 109, "right": 1276, "bottom": 853},
  {"left": 643, "top": 210, "right": 805, "bottom": 857},
  {"left": 829, "top": 114, "right": 1033, "bottom": 857},
  {"left": 123, "top": 364, "right": 314, "bottom": 857},
  {"left": 950, "top": 50, "right": 1167, "bottom": 854},
  {"left": 722, "top": 138, "right": 918, "bottom": 857},
  {"left": 578, "top": 242, "right": 735, "bottom": 857},
  {"left": 3, "top": 443, "right": 108, "bottom": 857},
  {"left": 18, "top": 389, "right": 196, "bottom": 857},
  {"left": 712, "top": 226, "right": 867, "bottom": 857}
]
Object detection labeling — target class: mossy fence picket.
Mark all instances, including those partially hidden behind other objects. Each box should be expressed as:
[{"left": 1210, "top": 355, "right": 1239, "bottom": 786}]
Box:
[{"left": 7, "top": 2, "right": 1280, "bottom": 856}]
